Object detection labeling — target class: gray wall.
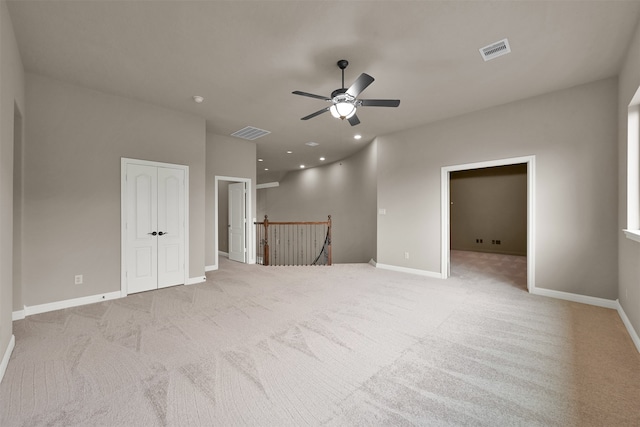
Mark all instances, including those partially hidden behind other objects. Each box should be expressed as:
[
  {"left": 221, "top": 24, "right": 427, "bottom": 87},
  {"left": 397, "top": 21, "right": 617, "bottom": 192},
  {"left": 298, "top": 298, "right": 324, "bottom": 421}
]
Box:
[
  {"left": 22, "top": 73, "right": 206, "bottom": 307},
  {"left": 377, "top": 78, "right": 618, "bottom": 299},
  {"left": 257, "top": 141, "right": 377, "bottom": 264},
  {"left": 205, "top": 133, "right": 256, "bottom": 267},
  {"left": 12, "top": 102, "right": 23, "bottom": 312},
  {"left": 0, "top": 1, "right": 25, "bottom": 368},
  {"left": 1, "top": 0, "right": 25, "bottom": 372},
  {"left": 450, "top": 164, "right": 527, "bottom": 256},
  {"left": 618, "top": 21, "right": 640, "bottom": 341}
]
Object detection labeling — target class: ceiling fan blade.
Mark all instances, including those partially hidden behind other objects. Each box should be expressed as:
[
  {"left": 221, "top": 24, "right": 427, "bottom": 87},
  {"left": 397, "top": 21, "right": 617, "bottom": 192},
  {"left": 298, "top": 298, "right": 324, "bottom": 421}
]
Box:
[
  {"left": 292, "top": 91, "right": 331, "bottom": 101},
  {"left": 348, "top": 114, "right": 360, "bottom": 126},
  {"left": 301, "top": 107, "right": 330, "bottom": 120},
  {"left": 359, "top": 99, "right": 401, "bottom": 107},
  {"left": 346, "top": 73, "right": 375, "bottom": 97}
]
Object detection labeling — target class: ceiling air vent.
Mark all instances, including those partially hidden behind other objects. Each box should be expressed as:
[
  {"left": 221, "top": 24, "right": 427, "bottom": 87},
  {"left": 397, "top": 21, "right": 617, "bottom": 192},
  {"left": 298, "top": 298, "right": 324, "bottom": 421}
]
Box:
[
  {"left": 231, "top": 126, "right": 271, "bottom": 140},
  {"left": 479, "top": 38, "right": 511, "bottom": 62}
]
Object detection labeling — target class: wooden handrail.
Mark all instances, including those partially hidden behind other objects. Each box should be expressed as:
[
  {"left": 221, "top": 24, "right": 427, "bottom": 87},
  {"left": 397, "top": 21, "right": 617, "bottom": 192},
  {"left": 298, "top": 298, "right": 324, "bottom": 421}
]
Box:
[{"left": 261, "top": 221, "right": 329, "bottom": 225}]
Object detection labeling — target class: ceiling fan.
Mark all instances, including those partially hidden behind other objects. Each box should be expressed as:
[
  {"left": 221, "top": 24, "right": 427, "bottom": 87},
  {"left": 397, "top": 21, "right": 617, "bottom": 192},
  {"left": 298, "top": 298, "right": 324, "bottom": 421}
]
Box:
[{"left": 292, "top": 59, "right": 400, "bottom": 126}]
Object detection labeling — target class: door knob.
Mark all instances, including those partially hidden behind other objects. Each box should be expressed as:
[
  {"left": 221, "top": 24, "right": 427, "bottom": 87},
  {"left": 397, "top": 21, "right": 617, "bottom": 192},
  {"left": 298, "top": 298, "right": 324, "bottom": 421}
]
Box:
[
  {"left": 148, "top": 231, "right": 157, "bottom": 236},
  {"left": 158, "top": 231, "right": 168, "bottom": 236}
]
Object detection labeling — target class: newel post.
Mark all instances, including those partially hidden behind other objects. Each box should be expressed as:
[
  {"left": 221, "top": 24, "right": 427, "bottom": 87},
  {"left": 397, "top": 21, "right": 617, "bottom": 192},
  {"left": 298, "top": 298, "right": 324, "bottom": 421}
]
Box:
[
  {"left": 263, "top": 215, "right": 270, "bottom": 266},
  {"left": 327, "top": 215, "right": 332, "bottom": 266}
]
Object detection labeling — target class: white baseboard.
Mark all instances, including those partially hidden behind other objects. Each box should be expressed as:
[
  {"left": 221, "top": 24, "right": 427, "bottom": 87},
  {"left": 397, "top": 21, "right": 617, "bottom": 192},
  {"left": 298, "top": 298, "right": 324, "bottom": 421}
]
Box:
[
  {"left": 12, "top": 277, "right": 209, "bottom": 319},
  {"left": 1, "top": 335, "right": 15, "bottom": 384},
  {"left": 186, "top": 276, "right": 206, "bottom": 285},
  {"left": 616, "top": 300, "right": 640, "bottom": 353},
  {"left": 375, "top": 263, "right": 443, "bottom": 279},
  {"left": 205, "top": 265, "right": 218, "bottom": 272},
  {"left": 12, "top": 309, "right": 25, "bottom": 321},
  {"left": 218, "top": 251, "right": 229, "bottom": 258},
  {"left": 25, "top": 291, "right": 122, "bottom": 317},
  {"left": 530, "top": 287, "right": 618, "bottom": 309},
  {"left": 368, "top": 259, "right": 377, "bottom": 267}
]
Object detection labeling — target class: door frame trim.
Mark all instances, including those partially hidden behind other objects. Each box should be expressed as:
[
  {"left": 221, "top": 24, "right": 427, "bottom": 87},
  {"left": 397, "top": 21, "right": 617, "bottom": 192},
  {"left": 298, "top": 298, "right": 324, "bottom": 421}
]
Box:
[
  {"left": 212, "top": 176, "right": 254, "bottom": 271},
  {"left": 440, "top": 155, "right": 536, "bottom": 292},
  {"left": 120, "top": 158, "right": 190, "bottom": 296}
]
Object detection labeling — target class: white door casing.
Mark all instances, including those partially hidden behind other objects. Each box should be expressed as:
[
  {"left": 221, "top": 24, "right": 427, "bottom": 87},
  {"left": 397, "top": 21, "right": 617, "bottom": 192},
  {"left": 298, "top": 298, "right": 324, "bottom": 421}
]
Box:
[
  {"left": 228, "top": 182, "right": 246, "bottom": 263},
  {"left": 122, "top": 158, "right": 188, "bottom": 295}
]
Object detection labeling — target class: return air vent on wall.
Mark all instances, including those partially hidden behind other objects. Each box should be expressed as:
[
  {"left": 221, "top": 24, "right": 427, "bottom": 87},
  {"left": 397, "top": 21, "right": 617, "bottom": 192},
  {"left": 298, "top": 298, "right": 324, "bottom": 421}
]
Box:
[
  {"left": 479, "top": 38, "right": 511, "bottom": 61},
  {"left": 231, "top": 126, "right": 271, "bottom": 140}
]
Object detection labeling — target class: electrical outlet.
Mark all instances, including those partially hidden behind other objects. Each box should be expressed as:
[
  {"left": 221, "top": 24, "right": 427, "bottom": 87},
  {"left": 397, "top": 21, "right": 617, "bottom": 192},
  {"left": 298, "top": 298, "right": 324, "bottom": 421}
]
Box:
[
  {"left": 404, "top": 252, "right": 409, "bottom": 259},
  {"left": 496, "top": 240, "right": 501, "bottom": 245},
  {"left": 74, "top": 274, "right": 83, "bottom": 285}
]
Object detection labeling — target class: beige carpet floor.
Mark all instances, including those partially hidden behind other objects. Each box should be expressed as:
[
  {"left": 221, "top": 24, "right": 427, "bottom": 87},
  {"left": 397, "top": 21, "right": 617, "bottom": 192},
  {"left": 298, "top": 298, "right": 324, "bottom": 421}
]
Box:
[{"left": 1, "top": 251, "right": 639, "bottom": 426}]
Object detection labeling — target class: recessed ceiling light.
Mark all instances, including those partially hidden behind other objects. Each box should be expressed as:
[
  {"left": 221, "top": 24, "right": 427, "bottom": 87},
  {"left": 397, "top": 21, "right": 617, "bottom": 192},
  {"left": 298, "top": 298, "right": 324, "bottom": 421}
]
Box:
[
  {"left": 193, "top": 95, "right": 204, "bottom": 103},
  {"left": 258, "top": 158, "right": 263, "bottom": 162},
  {"left": 286, "top": 151, "right": 293, "bottom": 154},
  {"left": 320, "top": 157, "right": 325, "bottom": 161},
  {"left": 354, "top": 134, "right": 362, "bottom": 140},
  {"left": 300, "top": 165, "right": 305, "bottom": 169},
  {"left": 264, "top": 168, "right": 269, "bottom": 171}
]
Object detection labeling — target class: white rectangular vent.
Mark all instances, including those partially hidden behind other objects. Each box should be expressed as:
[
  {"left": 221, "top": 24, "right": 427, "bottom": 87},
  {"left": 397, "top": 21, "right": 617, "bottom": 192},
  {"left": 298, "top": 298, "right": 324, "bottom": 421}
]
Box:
[
  {"left": 305, "top": 141, "right": 319, "bottom": 147},
  {"left": 231, "top": 126, "right": 271, "bottom": 140},
  {"left": 479, "top": 38, "right": 511, "bottom": 61}
]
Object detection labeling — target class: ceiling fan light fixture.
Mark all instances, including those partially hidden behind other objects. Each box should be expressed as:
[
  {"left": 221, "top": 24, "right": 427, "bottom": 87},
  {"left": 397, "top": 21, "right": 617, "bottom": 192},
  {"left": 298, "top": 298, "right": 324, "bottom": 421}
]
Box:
[{"left": 330, "top": 101, "right": 356, "bottom": 120}]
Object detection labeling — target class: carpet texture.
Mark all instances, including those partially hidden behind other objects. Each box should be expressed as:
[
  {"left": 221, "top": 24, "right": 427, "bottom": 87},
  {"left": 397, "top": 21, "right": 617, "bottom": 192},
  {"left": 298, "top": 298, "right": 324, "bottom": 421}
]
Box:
[{"left": 1, "top": 251, "right": 639, "bottom": 426}]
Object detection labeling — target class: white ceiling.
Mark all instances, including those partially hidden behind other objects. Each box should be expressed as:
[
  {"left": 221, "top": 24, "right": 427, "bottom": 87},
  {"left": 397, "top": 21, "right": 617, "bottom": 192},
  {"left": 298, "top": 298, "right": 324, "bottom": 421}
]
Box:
[{"left": 8, "top": 1, "right": 640, "bottom": 182}]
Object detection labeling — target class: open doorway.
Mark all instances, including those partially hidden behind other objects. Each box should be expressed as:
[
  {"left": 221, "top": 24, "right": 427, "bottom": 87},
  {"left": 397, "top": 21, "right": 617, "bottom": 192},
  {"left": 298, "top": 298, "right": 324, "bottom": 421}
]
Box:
[
  {"left": 441, "top": 156, "right": 536, "bottom": 292},
  {"left": 450, "top": 164, "right": 527, "bottom": 290},
  {"left": 213, "top": 176, "right": 253, "bottom": 270}
]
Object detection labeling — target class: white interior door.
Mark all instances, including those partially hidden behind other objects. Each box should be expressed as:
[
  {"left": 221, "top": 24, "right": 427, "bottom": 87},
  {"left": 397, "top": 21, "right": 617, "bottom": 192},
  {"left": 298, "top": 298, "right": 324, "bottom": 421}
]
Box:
[
  {"left": 125, "top": 163, "right": 186, "bottom": 293},
  {"left": 126, "top": 164, "right": 158, "bottom": 293},
  {"left": 228, "top": 182, "right": 246, "bottom": 263},
  {"left": 157, "top": 167, "right": 185, "bottom": 288}
]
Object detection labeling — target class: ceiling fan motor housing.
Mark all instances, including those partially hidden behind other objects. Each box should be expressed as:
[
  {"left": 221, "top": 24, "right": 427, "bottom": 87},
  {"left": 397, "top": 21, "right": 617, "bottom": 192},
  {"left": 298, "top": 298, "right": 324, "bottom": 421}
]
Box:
[{"left": 331, "top": 88, "right": 347, "bottom": 98}]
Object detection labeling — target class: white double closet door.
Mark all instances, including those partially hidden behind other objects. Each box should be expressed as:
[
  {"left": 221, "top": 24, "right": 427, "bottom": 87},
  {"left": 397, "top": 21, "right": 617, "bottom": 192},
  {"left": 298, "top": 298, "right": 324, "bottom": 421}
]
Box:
[{"left": 125, "top": 163, "right": 186, "bottom": 294}]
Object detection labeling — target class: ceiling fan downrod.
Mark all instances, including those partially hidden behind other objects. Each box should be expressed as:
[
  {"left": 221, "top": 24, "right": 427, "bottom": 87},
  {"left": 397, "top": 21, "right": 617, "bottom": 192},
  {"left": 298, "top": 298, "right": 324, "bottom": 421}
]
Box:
[{"left": 337, "top": 59, "right": 349, "bottom": 89}]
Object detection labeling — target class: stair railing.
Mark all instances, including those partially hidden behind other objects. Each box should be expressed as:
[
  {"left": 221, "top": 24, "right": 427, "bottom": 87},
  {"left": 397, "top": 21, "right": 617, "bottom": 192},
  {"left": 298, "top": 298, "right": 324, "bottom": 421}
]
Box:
[{"left": 255, "top": 215, "right": 331, "bottom": 266}]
